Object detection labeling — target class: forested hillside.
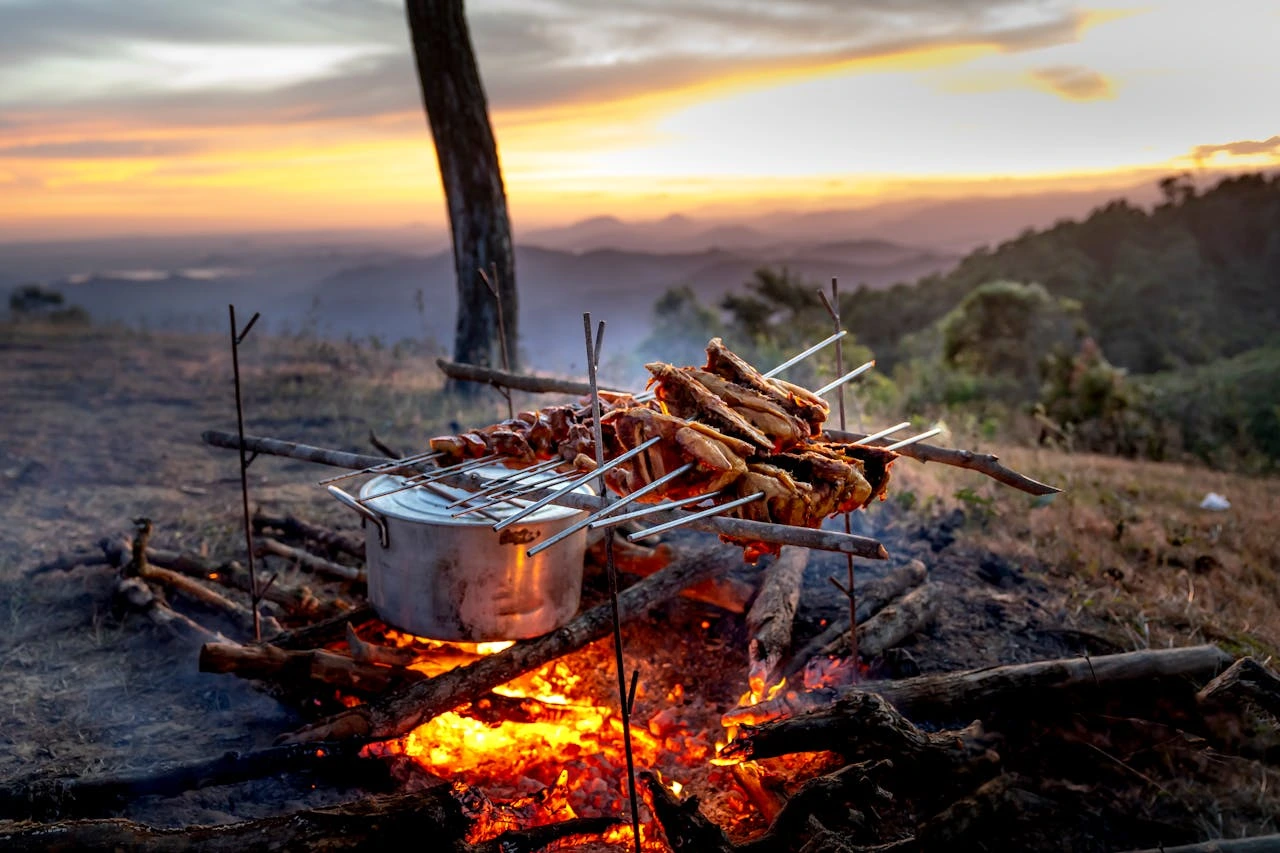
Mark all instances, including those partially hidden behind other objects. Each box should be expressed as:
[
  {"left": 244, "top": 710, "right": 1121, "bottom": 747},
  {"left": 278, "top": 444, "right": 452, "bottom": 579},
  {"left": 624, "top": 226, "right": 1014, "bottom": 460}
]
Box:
[{"left": 844, "top": 173, "right": 1280, "bottom": 374}]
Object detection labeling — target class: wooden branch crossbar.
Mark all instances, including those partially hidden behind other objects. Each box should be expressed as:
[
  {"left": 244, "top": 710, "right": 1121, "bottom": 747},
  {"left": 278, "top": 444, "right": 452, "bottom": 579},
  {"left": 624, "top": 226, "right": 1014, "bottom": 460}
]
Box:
[
  {"left": 428, "top": 365, "right": 1061, "bottom": 497},
  {"left": 436, "top": 358, "right": 627, "bottom": 396},
  {"left": 202, "top": 430, "right": 889, "bottom": 559},
  {"left": 256, "top": 536, "right": 365, "bottom": 583},
  {"left": 825, "top": 428, "right": 1060, "bottom": 496}
]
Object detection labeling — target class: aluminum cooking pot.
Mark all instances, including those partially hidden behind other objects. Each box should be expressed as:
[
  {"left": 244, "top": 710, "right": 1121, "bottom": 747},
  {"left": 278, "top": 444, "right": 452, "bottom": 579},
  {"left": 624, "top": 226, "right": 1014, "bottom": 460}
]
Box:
[{"left": 327, "top": 466, "right": 592, "bottom": 641}]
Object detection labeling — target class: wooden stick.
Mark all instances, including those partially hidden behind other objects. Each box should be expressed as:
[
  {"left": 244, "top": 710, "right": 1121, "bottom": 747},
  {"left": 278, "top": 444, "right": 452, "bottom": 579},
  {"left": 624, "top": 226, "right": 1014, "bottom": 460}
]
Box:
[
  {"left": 281, "top": 545, "right": 745, "bottom": 743},
  {"left": 203, "top": 431, "right": 890, "bottom": 560},
  {"left": 0, "top": 740, "right": 382, "bottom": 821},
  {"left": 253, "top": 511, "right": 365, "bottom": 559},
  {"left": 824, "top": 428, "right": 1061, "bottom": 496},
  {"left": 832, "top": 583, "right": 938, "bottom": 661},
  {"left": 724, "top": 645, "right": 1235, "bottom": 728},
  {"left": 256, "top": 536, "right": 365, "bottom": 583},
  {"left": 1196, "top": 656, "right": 1280, "bottom": 719},
  {"left": 25, "top": 550, "right": 111, "bottom": 578},
  {"left": 139, "top": 564, "right": 282, "bottom": 639},
  {"left": 145, "top": 548, "right": 330, "bottom": 619},
  {"left": 730, "top": 763, "right": 785, "bottom": 824},
  {"left": 199, "top": 642, "right": 419, "bottom": 697},
  {"left": 782, "top": 560, "right": 928, "bottom": 681},
  {"left": 745, "top": 546, "right": 810, "bottom": 698},
  {"left": 345, "top": 623, "right": 419, "bottom": 667},
  {"left": 114, "top": 577, "right": 225, "bottom": 644},
  {"left": 436, "top": 358, "right": 624, "bottom": 396}
]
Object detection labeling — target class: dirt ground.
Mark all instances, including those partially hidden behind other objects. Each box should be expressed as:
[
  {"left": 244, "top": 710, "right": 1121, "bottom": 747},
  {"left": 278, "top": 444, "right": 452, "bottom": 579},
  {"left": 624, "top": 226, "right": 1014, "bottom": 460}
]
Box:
[{"left": 2, "top": 320, "right": 1278, "bottom": 848}]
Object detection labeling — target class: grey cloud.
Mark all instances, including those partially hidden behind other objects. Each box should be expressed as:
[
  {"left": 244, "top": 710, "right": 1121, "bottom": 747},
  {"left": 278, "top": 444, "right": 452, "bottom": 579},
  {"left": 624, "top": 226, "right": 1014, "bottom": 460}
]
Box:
[
  {"left": 1191, "top": 135, "right": 1280, "bottom": 160},
  {"left": 0, "top": 0, "right": 1084, "bottom": 128},
  {"left": 1029, "top": 65, "right": 1112, "bottom": 100}
]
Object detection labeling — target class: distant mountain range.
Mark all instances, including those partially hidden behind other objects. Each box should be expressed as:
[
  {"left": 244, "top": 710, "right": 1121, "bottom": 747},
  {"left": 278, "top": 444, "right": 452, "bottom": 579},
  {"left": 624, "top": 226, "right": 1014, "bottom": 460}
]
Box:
[{"left": 3, "top": 180, "right": 1173, "bottom": 373}]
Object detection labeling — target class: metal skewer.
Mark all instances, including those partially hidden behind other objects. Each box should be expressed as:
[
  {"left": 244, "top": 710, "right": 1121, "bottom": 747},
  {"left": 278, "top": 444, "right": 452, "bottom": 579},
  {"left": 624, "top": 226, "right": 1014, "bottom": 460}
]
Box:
[
  {"left": 634, "top": 330, "right": 849, "bottom": 402},
  {"left": 883, "top": 427, "right": 944, "bottom": 451},
  {"left": 524, "top": 463, "right": 697, "bottom": 557},
  {"left": 449, "top": 467, "right": 584, "bottom": 517},
  {"left": 443, "top": 457, "right": 563, "bottom": 508},
  {"left": 626, "top": 491, "right": 766, "bottom": 541},
  {"left": 491, "top": 436, "right": 663, "bottom": 531},
  {"left": 316, "top": 450, "right": 443, "bottom": 485},
  {"left": 357, "top": 454, "right": 502, "bottom": 503},
  {"left": 588, "top": 489, "right": 723, "bottom": 530},
  {"left": 813, "top": 359, "right": 875, "bottom": 396},
  {"left": 850, "top": 421, "right": 911, "bottom": 445}
]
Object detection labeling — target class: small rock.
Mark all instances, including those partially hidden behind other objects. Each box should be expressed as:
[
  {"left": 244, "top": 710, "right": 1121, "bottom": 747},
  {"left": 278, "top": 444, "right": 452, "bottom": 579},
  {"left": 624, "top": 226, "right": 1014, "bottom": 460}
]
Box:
[{"left": 1199, "top": 492, "right": 1230, "bottom": 511}]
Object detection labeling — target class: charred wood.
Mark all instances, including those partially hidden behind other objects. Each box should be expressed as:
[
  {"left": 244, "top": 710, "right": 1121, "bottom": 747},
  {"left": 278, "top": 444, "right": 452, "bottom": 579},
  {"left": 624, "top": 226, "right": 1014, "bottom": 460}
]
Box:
[
  {"left": 144, "top": 548, "right": 329, "bottom": 619},
  {"left": 726, "top": 645, "right": 1234, "bottom": 727},
  {"left": 114, "top": 577, "right": 224, "bottom": 644},
  {"left": 1196, "top": 656, "right": 1280, "bottom": 720},
  {"left": 252, "top": 510, "right": 365, "bottom": 560},
  {"left": 282, "top": 546, "right": 744, "bottom": 742},
  {"left": 746, "top": 546, "right": 810, "bottom": 697},
  {"left": 436, "top": 359, "right": 606, "bottom": 396},
  {"left": 267, "top": 602, "right": 377, "bottom": 650},
  {"left": 0, "top": 741, "right": 384, "bottom": 821},
  {"left": 731, "top": 762, "right": 786, "bottom": 825},
  {"left": 783, "top": 561, "right": 928, "bottom": 681},
  {"left": 830, "top": 583, "right": 939, "bottom": 661},
  {"left": 137, "top": 563, "right": 281, "bottom": 639},
  {"left": 199, "top": 642, "right": 420, "bottom": 697}
]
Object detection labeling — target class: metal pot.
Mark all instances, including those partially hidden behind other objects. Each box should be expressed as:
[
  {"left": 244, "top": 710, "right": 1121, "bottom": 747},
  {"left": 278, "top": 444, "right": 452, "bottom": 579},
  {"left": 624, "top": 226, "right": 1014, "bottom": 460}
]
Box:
[{"left": 327, "top": 466, "right": 592, "bottom": 641}]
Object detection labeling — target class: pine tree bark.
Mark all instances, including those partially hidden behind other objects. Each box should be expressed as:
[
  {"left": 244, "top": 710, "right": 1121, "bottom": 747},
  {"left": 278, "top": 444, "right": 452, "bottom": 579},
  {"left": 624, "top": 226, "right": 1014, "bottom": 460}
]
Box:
[{"left": 407, "top": 0, "right": 518, "bottom": 376}]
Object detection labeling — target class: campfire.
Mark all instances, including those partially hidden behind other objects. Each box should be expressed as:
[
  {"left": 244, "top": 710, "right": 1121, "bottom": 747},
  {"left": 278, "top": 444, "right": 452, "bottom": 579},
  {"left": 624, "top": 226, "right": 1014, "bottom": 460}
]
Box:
[{"left": 7, "top": 331, "right": 1280, "bottom": 853}]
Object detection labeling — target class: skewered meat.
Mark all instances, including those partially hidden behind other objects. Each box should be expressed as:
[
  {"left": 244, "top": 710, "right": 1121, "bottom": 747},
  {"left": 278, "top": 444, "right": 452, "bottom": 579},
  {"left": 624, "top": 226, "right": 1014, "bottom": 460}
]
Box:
[
  {"left": 602, "top": 407, "right": 752, "bottom": 497},
  {"left": 704, "top": 337, "right": 830, "bottom": 432},
  {"left": 644, "top": 361, "right": 772, "bottom": 450}
]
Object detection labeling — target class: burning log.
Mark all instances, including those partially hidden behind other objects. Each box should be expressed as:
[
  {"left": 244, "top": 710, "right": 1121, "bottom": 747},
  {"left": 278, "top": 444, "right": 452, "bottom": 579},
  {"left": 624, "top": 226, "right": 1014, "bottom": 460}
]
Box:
[
  {"left": 0, "top": 784, "right": 616, "bottom": 853},
  {"left": 253, "top": 510, "right": 365, "bottom": 560},
  {"left": 0, "top": 741, "right": 382, "bottom": 821},
  {"left": 282, "top": 545, "right": 744, "bottom": 743},
  {"left": 782, "top": 560, "right": 928, "bottom": 681},
  {"left": 346, "top": 622, "right": 420, "bottom": 667},
  {"left": 725, "top": 645, "right": 1235, "bottom": 727},
  {"left": 256, "top": 535, "right": 365, "bottom": 583},
  {"left": 745, "top": 546, "right": 810, "bottom": 698},
  {"left": 730, "top": 762, "right": 786, "bottom": 824}
]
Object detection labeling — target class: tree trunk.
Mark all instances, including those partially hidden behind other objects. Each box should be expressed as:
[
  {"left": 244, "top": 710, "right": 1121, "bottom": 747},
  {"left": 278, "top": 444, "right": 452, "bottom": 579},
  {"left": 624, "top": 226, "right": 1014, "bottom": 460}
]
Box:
[{"left": 407, "top": 0, "right": 518, "bottom": 376}]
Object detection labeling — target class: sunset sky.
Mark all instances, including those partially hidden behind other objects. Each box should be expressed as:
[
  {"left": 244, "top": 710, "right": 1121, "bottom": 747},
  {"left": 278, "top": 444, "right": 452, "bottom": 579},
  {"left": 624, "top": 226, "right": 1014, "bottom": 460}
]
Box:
[{"left": 1, "top": 0, "right": 1278, "bottom": 240}]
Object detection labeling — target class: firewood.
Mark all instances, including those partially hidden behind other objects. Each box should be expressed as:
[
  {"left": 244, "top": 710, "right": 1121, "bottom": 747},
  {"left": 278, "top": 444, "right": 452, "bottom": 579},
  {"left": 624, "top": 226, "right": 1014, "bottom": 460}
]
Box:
[
  {"left": 281, "top": 545, "right": 744, "bottom": 743},
  {"left": 746, "top": 546, "right": 810, "bottom": 698},
  {"left": 256, "top": 535, "right": 365, "bottom": 583},
  {"left": 253, "top": 510, "right": 364, "bottom": 559},
  {"left": 1196, "top": 656, "right": 1280, "bottom": 720},
  {"left": 724, "top": 645, "right": 1235, "bottom": 728},
  {"left": 721, "top": 692, "right": 997, "bottom": 774},
  {"left": 592, "top": 536, "right": 755, "bottom": 613},
  {"left": 830, "top": 583, "right": 939, "bottom": 661},
  {"left": 436, "top": 358, "right": 611, "bottom": 396},
  {"left": 914, "top": 773, "right": 1054, "bottom": 851},
  {"left": 114, "top": 577, "right": 225, "bottom": 643},
  {"left": 138, "top": 563, "right": 282, "bottom": 639},
  {"left": 199, "top": 642, "right": 420, "bottom": 696},
  {"left": 0, "top": 741, "right": 383, "bottom": 821},
  {"left": 145, "top": 547, "right": 330, "bottom": 619},
  {"left": 24, "top": 549, "right": 111, "bottom": 578},
  {"left": 346, "top": 622, "right": 420, "bottom": 667},
  {"left": 782, "top": 561, "right": 928, "bottom": 681},
  {"left": 731, "top": 762, "right": 786, "bottom": 824},
  {"left": 268, "top": 602, "right": 378, "bottom": 650},
  {"left": 0, "top": 783, "right": 616, "bottom": 853}
]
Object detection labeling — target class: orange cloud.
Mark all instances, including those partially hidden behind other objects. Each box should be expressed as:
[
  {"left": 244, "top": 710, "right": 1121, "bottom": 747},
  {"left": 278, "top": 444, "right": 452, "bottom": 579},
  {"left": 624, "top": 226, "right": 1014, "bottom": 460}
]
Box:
[{"left": 1027, "top": 65, "right": 1114, "bottom": 101}]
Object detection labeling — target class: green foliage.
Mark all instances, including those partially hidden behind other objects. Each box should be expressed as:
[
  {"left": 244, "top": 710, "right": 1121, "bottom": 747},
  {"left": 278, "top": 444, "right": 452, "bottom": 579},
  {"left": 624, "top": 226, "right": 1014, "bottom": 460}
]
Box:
[
  {"left": 844, "top": 173, "right": 1280, "bottom": 376},
  {"left": 638, "top": 285, "right": 724, "bottom": 369},
  {"left": 7, "top": 284, "right": 90, "bottom": 325}
]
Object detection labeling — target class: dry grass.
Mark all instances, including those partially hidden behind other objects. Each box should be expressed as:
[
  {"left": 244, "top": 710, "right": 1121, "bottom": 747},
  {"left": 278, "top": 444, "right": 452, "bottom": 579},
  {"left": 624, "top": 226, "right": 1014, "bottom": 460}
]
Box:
[{"left": 888, "top": 439, "right": 1280, "bottom": 657}]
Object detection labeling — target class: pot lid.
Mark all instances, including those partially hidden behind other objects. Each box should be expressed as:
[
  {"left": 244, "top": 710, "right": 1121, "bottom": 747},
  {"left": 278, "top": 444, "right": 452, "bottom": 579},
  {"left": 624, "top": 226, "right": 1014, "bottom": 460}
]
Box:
[{"left": 359, "top": 465, "right": 594, "bottom": 526}]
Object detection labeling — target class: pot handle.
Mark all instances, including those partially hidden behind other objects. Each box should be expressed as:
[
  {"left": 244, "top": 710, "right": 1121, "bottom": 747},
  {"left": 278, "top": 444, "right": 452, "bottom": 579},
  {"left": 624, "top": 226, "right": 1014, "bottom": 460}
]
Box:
[{"left": 326, "top": 485, "right": 389, "bottom": 548}]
